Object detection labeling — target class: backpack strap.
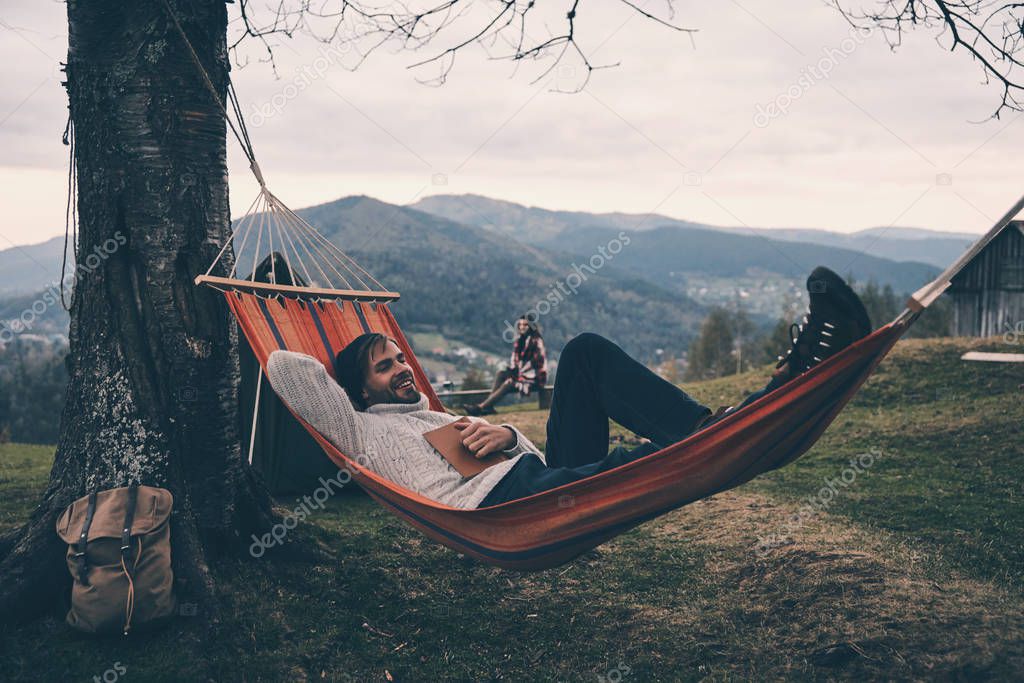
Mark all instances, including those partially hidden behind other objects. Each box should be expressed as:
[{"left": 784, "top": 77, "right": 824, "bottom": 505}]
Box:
[
  {"left": 74, "top": 492, "right": 98, "bottom": 586},
  {"left": 120, "top": 484, "right": 139, "bottom": 576},
  {"left": 120, "top": 484, "right": 141, "bottom": 636}
]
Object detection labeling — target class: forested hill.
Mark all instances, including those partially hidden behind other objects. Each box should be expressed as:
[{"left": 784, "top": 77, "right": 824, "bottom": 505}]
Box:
[{"left": 233, "top": 195, "right": 706, "bottom": 360}]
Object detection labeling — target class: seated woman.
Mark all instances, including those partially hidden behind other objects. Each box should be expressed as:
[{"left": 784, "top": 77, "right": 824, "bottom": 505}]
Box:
[
  {"left": 266, "top": 266, "right": 870, "bottom": 510},
  {"left": 467, "top": 315, "right": 547, "bottom": 416}
]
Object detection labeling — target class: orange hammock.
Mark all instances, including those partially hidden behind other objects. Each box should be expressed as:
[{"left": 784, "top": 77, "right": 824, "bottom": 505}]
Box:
[
  {"left": 193, "top": 181, "right": 1021, "bottom": 570},
  {"left": 227, "top": 284, "right": 903, "bottom": 570}
]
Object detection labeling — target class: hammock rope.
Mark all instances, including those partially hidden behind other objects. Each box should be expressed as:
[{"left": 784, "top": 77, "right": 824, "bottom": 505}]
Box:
[
  {"left": 159, "top": 0, "right": 1024, "bottom": 568},
  {"left": 197, "top": 185, "right": 396, "bottom": 299},
  {"left": 162, "top": 0, "right": 393, "bottom": 299}
]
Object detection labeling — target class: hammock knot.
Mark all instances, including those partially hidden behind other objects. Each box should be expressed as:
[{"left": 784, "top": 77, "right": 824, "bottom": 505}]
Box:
[{"left": 250, "top": 160, "right": 266, "bottom": 188}]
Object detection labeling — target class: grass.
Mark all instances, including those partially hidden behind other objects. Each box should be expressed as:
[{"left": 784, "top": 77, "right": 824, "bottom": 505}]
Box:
[
  {"left": 0, "top": 336, "right": 1021, "bottom": 681},
  {"left": 692, "top": 337, "right": 1024, "bottom": 589}
]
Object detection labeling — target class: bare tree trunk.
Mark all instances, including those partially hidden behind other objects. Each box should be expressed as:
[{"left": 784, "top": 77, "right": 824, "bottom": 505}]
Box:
[{"left": 0, "top": 0, "right": 275, "bottom": 624}]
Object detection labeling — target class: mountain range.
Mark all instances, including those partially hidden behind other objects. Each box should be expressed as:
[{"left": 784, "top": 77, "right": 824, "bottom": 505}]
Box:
[
  {"left": 0, "top": 192, "right": 962, "bottom": 359},
  {"left": 411, "top": 194, "right": 973, "bottom": 269},
  {"left": 411, "top": 194, "right": 946, "bottom": 316},
  {"left": 0, "top": 236, "right": 70, "bottom": 297}
]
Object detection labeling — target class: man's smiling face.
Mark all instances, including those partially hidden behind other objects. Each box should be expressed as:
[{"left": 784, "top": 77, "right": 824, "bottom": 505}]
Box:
[{"left": 360, "top": 339, "right": 420, "bottom": 408}]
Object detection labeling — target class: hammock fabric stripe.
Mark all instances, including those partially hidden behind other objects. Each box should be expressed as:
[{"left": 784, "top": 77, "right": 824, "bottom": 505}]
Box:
[
  {"left": 352, "top": 300, "right": 372, "bottom": 333},
  {"left": 224, "top": 290, "right": 907, "bottom": 570},
  {"left": 255, "top": 297, "right": 287, "bottom": 349},
  {"left": 306, "top": 304, "right": 336, "bottom": 367}
]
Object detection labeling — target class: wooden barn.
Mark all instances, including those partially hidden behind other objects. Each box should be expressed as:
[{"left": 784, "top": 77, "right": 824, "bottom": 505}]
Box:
[{"left": 946, "top": 220, "right": 1024, "bottom": 337}]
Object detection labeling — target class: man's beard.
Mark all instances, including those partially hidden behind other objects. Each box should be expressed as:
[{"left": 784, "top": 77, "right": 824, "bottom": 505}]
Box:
[
  {"left": 389, "top": 387, "right": 422, "bottom": 404},
  {"left": 388, "top": 372, "right": 421, "bottom": 404}
]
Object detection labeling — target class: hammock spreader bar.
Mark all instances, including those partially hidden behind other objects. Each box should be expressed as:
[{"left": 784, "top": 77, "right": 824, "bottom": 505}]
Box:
[{"left": 195, "top": 275, "right": 401, "bottom": 303}]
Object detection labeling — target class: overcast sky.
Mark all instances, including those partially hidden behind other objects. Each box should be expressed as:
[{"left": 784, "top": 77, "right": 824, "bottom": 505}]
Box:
[{"left": 2, "top": 0, "right": 1021, "bottom": 250}]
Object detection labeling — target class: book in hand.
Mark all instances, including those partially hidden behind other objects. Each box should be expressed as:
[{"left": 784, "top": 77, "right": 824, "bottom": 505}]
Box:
[{"left": 422, "top": 417, "right": 510, "bottom": 478}]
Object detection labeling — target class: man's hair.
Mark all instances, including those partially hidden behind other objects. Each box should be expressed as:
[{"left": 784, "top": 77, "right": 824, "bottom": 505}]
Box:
[{"left": 334, "top": 332, "right": 398, "bottom": 409}]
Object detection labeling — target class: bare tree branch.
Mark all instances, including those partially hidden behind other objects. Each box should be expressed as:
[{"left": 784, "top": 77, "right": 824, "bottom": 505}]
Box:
[
  {"left": 228, "top": 0, "right": 695, "bottom": 90},
  {"left": 830, "top": 1, "right": 1024, "bottom": 119}
]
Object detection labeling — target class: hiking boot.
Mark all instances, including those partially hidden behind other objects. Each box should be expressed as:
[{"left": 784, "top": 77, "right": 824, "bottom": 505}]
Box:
[{"left": 773, "top": 266, "right": 872, "bottom": 382}]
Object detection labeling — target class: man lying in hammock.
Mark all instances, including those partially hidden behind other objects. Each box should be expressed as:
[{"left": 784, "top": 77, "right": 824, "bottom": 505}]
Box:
[{"left": 266, "top": 266, "right": 871, "bottom": 509}]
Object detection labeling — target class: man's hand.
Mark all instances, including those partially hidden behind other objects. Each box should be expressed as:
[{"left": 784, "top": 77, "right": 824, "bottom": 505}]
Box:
[{"left": 453, "top": 420, "right": 516, "bottom": 458}]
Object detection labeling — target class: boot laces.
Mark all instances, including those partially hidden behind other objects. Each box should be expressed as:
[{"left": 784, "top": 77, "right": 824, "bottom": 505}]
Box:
[{"left": 777, "top": 312, "right": 836, "bottom": 369}]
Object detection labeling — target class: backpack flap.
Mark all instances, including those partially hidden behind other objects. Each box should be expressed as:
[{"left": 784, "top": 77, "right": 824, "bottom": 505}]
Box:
[{"left": 56, "top": 486, "right": 173, "bottom": 543}]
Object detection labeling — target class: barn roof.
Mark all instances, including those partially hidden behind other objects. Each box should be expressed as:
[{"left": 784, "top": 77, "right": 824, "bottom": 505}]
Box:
[{"left": 948, "top": 220, "right": 1023, "bottom": 292}]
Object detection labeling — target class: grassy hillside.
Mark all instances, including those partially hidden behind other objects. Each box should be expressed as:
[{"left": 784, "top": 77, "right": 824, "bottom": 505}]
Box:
[
  {"left": 0, "top": 336, "right": 1021, "bottom": 681},
  {"left": 690, "top": 336, "right": 1024, "bottom": 587}
]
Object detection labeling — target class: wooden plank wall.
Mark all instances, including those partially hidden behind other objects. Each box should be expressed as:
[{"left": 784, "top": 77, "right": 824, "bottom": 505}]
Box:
[{"left": 948, "top": 222, "right": 1024, "bottom": 337}]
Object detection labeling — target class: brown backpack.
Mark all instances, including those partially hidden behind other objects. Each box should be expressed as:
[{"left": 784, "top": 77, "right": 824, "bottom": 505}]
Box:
[{"left": 56, "top": 485, "right": 177, "bottom": 634}]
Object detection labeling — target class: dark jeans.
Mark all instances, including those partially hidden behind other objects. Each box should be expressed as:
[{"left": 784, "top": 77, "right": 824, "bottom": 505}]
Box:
[{"left": 479, "top": 333, "right": 782, "bottom": 507}]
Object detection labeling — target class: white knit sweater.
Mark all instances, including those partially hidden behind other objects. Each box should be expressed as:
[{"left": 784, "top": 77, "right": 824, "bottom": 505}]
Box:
[{"left": 265, "top": 350, "right": 545, "bottom": 509}]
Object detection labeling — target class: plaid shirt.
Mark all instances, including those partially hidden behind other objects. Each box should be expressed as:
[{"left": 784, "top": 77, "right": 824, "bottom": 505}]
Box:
[{"left": 510, "top": 333, "right": 548, "bottom": 395}]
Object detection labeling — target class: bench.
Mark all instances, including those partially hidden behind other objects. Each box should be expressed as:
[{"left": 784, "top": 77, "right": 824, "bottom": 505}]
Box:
[{"left": 436, "top": 385, "right": 554, "bottom": 411}]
